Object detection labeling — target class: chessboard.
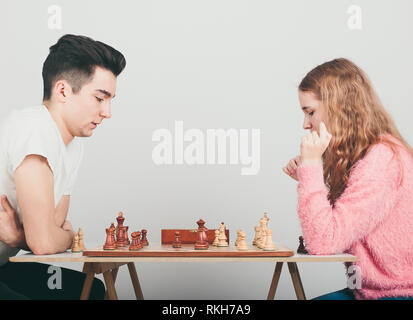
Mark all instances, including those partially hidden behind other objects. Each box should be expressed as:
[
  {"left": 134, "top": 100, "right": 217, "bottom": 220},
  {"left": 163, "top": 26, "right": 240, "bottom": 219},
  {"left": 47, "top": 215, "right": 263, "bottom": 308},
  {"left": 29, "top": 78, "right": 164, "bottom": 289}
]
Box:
[{"left": 82, "top": 244, "right": 294, "bottom": 257}]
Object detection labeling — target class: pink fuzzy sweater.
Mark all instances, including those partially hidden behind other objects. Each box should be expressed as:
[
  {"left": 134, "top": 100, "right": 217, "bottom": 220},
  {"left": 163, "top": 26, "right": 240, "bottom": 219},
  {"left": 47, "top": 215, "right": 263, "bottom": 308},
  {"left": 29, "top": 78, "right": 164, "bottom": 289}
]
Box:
[{"left": 297, "top": 136, "right": 413, "bottom": 300}]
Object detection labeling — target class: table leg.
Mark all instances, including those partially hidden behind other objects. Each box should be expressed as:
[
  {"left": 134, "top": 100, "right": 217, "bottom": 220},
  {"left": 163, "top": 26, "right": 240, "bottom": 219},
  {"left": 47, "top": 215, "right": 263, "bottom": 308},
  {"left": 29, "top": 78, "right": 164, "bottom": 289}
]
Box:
[
  {"left": 80, "top": 262, "right": 95, "bottom": 300},
  {"left": 104, "top": 267, "right": 119, "bottom": 300},
  {"left": 267, "top": 262, "right": 283, "bottom": 300},
  {"left": 127, "top": 262, "right": 144, "bottom": 300},
  {"left": 287, "top": 262, "right": 306, "bottom": 300},
  {"left": 103, "top": 269, "right": 119, "bottom": 300}
]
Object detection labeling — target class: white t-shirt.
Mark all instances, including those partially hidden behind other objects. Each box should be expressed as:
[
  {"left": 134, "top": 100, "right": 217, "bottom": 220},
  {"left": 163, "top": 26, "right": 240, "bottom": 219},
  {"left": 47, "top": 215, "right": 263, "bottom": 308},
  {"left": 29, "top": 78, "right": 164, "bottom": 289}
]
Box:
[{"left": 0, "top": 105, "right": 84, "bottom": 265}]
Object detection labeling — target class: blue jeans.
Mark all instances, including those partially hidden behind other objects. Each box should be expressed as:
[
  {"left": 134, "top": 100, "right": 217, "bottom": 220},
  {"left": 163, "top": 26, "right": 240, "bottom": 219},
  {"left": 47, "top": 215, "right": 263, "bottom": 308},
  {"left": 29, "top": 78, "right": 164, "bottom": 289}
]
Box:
[{"left": 312, "top": 288, "right": 413, "bottom": 300}]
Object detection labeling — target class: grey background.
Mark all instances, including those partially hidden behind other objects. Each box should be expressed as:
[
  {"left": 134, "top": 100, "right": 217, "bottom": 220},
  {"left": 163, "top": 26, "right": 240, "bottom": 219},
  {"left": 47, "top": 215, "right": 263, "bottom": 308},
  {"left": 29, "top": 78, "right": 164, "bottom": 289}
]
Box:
[{"left": 2, "top": 0, "right": 413, "bottom": 299}]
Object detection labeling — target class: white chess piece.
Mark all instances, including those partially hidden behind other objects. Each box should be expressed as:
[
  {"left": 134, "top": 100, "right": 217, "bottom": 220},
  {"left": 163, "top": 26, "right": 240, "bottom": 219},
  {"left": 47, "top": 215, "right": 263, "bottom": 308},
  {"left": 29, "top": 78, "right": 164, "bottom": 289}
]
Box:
[
  {"left": 263, "top": 228, "right": 276, "bottom": 251},
  {"left": 212, "top": 229, "right": 219, "bottom": 246},
  {"left": 257, "top": 217, "right": 267, "bottom": 249},
  {"left": 217, "top": 222, "right": 228, "bottom": 247},
  {"left": 235, "top": 229, "right": 242, "bottom": 246},
  {"left": 237, "top": 230, "right": 248, "bottom": 251}
]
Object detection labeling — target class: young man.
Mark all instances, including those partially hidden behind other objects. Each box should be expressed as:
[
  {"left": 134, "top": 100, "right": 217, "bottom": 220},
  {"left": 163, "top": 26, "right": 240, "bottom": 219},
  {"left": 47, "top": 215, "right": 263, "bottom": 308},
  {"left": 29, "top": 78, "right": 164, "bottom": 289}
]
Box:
[{"left": 0, "top": 34, "right": 126, "bottom": 299}]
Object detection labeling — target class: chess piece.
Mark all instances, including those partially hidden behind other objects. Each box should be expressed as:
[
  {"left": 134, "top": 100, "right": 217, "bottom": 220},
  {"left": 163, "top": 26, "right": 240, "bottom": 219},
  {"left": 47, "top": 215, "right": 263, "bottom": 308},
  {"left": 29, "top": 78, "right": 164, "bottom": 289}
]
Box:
[
  {"left": 263, "top": 228, "right": 276, "bottom": 251},
  {"left": 110, "top": 223, "right": 116, "bottom": 245},
  {"left": 252, "top": 226, "right": 260, "bottom": 246},
  {"left": 172, "top": 231, "right": 182, "bottom": 248},
  {"left": 235, "top": 229, "right": 242, "bottom": 246},
  {"left": 141, "top": 229, "right": 149, "bottom": 246},
  {"left": 129, "top": 231, "right": 142, "bottom": 251},
  {"left": 72, "top": 234, "right": 82, "bottom": 253},
  {"left": 236, "top": 230, "right": 248, "bottom": 251},
  {"left": 256, "top": 217, "right": 267, "bottom": 249},
  {"left": 116, "top": 212, "right": 125, "bottom": 242},
  {"left": 297, "top": 236, "right": 308, "bottom": 254},
  {"left": 104, "top": 224, "right": 116, "bottom": 250},
  {"left": 78, "top": 228, "right": 86, "bottom": 251},
  {"left": 194, "top": 219, "right": 209, "bottom": 250},
  {"left": 117, "top": 226, "right": 129, "bottom": 247},
  {"left": 212, "top": 230, "right": 219, "bottom": 246},
  {"left": 217, "top": 222, "right": 228, "bottom": 247}
]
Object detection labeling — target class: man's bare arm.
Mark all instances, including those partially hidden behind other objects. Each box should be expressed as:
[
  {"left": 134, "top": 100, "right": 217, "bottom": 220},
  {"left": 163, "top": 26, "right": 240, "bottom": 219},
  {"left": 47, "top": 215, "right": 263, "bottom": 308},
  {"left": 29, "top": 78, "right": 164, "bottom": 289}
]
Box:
[
  {"left": 55, "top": 195, "right": 70, "bottom": 227},
  {"left": 14, "top": 154, "right": 74, "bottom": 255}
]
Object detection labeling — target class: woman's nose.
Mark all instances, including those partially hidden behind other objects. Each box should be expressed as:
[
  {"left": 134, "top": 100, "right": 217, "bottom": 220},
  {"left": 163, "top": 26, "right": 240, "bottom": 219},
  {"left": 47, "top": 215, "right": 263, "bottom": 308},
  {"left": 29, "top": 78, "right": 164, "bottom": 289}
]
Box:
[{"left": 303, "top": 117, "right": 312, "bottom": 130}]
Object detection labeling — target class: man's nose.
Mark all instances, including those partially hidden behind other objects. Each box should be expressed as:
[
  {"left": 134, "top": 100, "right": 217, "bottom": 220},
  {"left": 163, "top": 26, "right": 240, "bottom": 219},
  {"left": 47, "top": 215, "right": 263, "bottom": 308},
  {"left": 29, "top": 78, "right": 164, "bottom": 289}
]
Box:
[{"left": 100, "top": 102, "right": 111, "bottom": 119}]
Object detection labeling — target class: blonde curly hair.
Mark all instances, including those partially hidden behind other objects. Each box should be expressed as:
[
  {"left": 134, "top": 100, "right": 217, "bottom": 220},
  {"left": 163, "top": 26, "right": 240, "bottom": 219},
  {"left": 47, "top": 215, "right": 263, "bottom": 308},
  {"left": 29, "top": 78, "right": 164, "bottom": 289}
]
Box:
[{"left": 299, "top": 58, "right": 413, "bottom": 205}]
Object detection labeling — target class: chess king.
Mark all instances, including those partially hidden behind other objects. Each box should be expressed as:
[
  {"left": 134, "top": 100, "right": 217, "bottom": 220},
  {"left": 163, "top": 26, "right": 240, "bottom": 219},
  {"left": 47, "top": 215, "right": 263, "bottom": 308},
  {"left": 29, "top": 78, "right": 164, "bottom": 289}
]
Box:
[{"left": 0, "top": 35, "right": 126, "bottom": 299}]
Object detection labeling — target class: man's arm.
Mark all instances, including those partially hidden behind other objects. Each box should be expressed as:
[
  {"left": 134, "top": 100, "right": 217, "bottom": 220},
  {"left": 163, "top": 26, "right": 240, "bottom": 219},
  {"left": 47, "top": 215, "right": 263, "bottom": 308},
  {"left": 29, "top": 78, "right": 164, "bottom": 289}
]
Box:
[
  {"left": 14, "top": 154, "right": 74, "bottom": 255},
  {"left": 55, "top": 195, "right": 70, "bottom": 227}
]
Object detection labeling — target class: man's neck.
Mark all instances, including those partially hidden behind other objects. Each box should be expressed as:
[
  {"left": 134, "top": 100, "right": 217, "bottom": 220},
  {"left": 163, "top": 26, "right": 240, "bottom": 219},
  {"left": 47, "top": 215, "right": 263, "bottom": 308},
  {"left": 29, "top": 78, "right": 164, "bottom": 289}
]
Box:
[{"left": 42, "top": 101, "right": 74, "bottom": 146}]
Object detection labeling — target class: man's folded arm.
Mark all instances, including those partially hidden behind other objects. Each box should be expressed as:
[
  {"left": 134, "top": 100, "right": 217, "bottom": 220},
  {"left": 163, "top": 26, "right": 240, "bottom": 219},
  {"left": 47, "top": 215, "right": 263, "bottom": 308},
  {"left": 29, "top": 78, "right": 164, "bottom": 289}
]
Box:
[{"left": 14, "top": 154, "right": 74, "bottom": 255}]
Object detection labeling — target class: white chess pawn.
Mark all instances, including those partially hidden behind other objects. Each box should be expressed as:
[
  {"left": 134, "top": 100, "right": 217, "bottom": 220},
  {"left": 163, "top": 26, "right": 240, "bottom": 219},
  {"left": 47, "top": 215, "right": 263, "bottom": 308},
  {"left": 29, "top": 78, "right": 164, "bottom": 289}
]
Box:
[
  {"left": 237, "top": 231, "right": 248, "bottom": 251},
  {"left": 263, "top": 228, "right": 276, "bottom": 251},
  {"left": 212, "top": 230, "right": 219, "bottom": 246}
]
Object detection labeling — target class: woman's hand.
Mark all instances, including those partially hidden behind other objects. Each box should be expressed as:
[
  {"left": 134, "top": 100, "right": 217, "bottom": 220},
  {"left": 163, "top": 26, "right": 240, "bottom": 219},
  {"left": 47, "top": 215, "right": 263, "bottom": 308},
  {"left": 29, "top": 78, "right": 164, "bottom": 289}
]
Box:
[
  {"left": 283, "top": 155, "right": 301, "bottom": 181},
  {"left": 300, "top": 122, "right": 332, "bottom": 165}
]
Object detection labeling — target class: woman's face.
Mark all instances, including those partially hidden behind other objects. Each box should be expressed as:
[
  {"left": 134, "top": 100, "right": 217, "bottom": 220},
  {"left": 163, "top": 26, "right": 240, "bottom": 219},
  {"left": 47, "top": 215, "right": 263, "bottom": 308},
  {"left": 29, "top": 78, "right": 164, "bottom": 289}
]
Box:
[{"left": 298, "top": 90, "right": 327, "bottom": 135}]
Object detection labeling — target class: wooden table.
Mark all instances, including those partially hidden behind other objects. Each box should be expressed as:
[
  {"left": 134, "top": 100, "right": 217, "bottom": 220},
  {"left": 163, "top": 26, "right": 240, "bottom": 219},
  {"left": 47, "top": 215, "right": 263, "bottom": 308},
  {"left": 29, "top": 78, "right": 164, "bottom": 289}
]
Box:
[{"left": 9, "top": 246, "right": 357, "bottom": 300}]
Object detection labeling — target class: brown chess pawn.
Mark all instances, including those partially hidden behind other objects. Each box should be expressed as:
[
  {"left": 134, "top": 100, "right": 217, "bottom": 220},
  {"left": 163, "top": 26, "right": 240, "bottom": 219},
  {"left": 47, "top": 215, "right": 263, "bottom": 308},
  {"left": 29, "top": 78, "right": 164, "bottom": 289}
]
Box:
[
  {"left": 141, "top": 229, "right": 149, "bottom": 246},
  {"left": 297, "top": 236, "right": 308, "bottom": 254},
  {"left": 172, "top": 231, "right": 182, "bottom": 248},
  {"left": 103, "top": 225, "right": 116, "bottom": 250},
  {"left": 129, "top": 232, "right": 142, "bottom": 251},
  {"left": 194, "top": 219, "right": 209, "bottom": 250}
]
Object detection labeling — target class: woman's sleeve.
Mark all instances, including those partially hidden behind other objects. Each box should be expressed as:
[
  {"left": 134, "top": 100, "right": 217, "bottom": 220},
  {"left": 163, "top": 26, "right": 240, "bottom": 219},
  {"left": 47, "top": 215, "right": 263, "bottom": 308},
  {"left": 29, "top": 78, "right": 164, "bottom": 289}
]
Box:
[{"left": 296, "top": 143, "right": 402, "bottom": 255}]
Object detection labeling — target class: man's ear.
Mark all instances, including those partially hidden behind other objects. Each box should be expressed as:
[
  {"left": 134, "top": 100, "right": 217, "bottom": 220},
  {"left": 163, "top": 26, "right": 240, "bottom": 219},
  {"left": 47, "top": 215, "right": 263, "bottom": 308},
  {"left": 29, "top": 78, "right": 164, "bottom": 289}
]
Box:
[{"left": 54, "top": 80, "right": 71, "bottom": 103}]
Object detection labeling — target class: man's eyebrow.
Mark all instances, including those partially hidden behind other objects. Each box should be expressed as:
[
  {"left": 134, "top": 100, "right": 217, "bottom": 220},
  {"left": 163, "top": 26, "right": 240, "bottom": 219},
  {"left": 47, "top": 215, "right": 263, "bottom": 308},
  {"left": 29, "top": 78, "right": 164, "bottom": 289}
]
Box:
[{"left": 95, "top": 89, "right": 116, "bottom": 98}]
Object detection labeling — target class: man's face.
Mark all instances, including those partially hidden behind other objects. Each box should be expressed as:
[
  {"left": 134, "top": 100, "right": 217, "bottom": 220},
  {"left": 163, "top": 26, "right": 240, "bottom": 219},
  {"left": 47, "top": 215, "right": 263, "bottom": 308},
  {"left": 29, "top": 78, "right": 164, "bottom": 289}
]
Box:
[
  {"left": 63, "top": 67, "right": 117, "bottom": 138},
  {"left": 299, "top": 90, "right": 327, "bottom": 135}
]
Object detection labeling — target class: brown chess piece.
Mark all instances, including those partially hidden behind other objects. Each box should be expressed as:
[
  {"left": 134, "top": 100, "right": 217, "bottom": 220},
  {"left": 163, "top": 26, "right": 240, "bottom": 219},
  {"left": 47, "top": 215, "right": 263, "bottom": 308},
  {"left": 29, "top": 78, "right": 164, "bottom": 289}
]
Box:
[
  {"left": 116, "top": 212, "right": 125, "bottom": 241},
  {"left": 172, "top": 231, "right": 182, "bottom": 248},
  {"left": 125, "top": 225, "right": 130, "bottom": 245},
  {"left": 129, "top": 231, "right": 142, "bottom": 251},
  {"left": 194, "top": 219, "right": 209, "bottom": 250},
  {"left": 297, "top": 236, "right": 308, "bottom": 254},
  {"left": 117, "top": 226, "right": 129, "bottom": 247},
  {"left": 103, "top": 225, "right": 116, "bottom": 250},
  {"left": 136, "top": 231, "right": 143, "bottom": 249},
  {"left": 110, "top": 223, "right": 116, "bottom": 245},
  {"left": 141, "top": 229, "right": 149, "bottom": 246}
]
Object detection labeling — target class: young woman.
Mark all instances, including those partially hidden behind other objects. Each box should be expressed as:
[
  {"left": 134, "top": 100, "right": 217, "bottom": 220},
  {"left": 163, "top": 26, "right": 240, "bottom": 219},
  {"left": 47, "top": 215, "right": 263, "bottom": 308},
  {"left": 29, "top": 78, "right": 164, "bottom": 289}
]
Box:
[{"left": 283, "top": 58, "right": 413, "bottom": 300}]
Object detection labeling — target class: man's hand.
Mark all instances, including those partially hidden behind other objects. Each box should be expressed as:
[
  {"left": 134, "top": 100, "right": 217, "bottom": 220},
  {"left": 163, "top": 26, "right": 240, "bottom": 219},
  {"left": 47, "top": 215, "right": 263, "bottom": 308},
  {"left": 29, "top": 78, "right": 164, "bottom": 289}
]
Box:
[
  {"left": 283, "top": 155, "right": 301, "bottom": 181},
  {"left": 300, "top": 122, "right": 332, "bottom": 165},
  {"left": 0, "top": 195, "right": 26, "bottom": 248}
]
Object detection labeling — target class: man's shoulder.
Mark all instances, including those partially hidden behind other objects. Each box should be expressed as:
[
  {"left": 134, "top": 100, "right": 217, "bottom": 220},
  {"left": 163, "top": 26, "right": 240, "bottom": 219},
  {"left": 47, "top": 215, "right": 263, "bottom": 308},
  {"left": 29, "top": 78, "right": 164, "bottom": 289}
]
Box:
[{"left": 3, "top": 105, "right": 59, "bottom": 139}]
